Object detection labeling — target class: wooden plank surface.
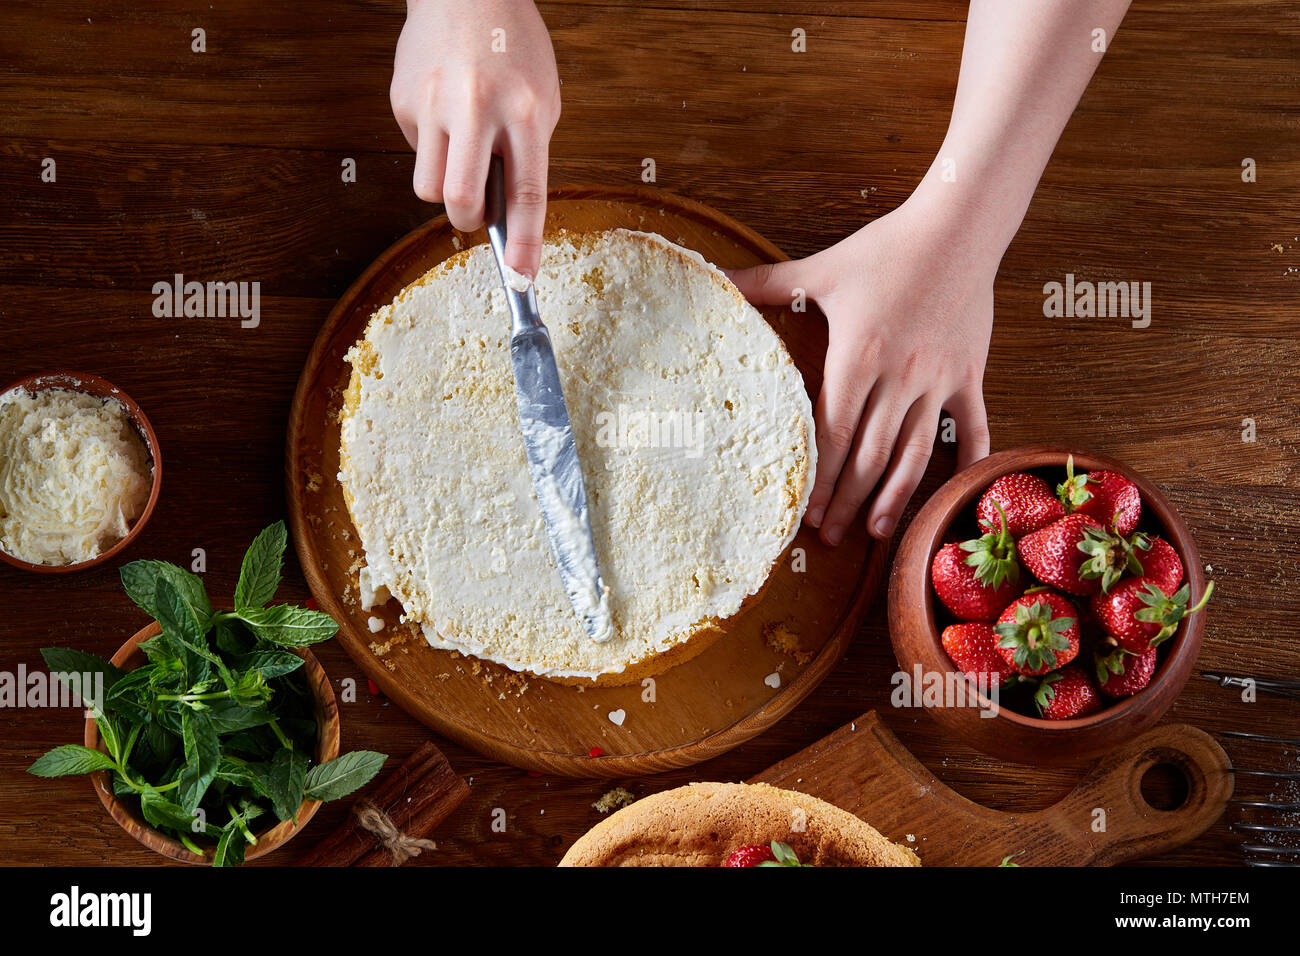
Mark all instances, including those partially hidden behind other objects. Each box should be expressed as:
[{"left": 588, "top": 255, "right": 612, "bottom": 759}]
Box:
[{"left": 1, "top": 0, "right": 1298, "bottom": 867}]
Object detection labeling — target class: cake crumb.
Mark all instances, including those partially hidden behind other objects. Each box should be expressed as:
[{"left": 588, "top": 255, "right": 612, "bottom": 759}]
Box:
[
  {"left": 592, "top": 787, "right": 636, "bottom": 814},
  {"left": 763, "top": 621, "right": 812, "bottom": 664}
]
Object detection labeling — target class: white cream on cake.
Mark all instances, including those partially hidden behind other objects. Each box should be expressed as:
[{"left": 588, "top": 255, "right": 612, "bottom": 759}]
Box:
[{"left": 338, "top": 228, "right": 814, "bottom": 683}]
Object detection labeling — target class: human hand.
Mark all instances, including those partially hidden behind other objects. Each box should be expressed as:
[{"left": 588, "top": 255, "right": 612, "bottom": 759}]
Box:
[
  {"left": 390, "top": 0, "right": 561, "bottom": 278},
  {"left": 728, "top": 186, "right": 997, "bottom": 546}
]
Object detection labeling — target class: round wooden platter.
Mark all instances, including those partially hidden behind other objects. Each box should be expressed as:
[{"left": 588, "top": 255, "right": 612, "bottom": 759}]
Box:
[{"left": 286, "top": 184, "right": 885, "bottom": 778}]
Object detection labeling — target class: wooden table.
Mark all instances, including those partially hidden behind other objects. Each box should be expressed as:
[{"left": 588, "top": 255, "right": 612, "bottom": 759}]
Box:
[{"left": 2, "top": 0, "right": 1296, "bottom": 867}]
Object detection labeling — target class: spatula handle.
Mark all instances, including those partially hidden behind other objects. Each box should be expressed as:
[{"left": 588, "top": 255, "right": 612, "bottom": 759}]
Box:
[{"left": 484, "top": 154, "right": 544, "bottom": 337}]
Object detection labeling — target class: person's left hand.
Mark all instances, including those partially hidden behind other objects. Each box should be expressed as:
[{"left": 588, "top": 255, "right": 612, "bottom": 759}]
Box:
[{"left": 727, "top": 186, "right": 998, "bottom": 546}]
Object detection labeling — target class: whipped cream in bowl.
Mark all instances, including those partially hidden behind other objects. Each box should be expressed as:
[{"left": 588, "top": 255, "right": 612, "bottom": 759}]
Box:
[{"left": 0, "top": 371, "right": 162, "bottom": 573}]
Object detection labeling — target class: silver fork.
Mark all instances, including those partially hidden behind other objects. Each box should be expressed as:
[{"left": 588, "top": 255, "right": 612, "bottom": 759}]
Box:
[{"left": 1204, "top": 673, "right": 1300, "bottom": 867}]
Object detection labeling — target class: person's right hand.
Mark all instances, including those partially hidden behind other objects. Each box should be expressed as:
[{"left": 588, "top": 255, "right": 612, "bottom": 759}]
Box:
[{"left": 391, "top": 0, "right": 561, "bottom": 279}]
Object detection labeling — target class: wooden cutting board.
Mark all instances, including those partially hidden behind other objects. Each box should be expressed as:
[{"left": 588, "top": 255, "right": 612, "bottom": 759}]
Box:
[
  {"left": 753, "top": 711, "right": 1234, "bottom": 865},
  {"left": 286, "top": 185, "right": 883, "bottom": 778}
]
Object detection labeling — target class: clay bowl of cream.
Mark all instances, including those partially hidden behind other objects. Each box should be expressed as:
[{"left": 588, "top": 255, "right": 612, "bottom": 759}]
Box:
[{"left": 0, "top": 371, "right": 161, "bottom": 574}]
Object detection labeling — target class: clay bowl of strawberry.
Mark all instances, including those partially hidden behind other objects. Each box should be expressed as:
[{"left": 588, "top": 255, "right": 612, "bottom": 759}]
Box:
[{"left": 888, "top": 445, "right": 1212, "bottom": 765}]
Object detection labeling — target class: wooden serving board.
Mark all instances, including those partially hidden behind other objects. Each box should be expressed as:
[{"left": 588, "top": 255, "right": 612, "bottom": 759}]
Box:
[
  {"left": 753, "top": 711, "right": 1234, "bottom": 866},
  {"left": 286, "top": 185, "right": 883, "bottom": 777}
]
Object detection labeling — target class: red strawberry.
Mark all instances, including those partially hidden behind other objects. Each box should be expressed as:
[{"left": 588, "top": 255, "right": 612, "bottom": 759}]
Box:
[
  {"left": 1057, "top": 456, "right": 1141, "bottom": 536},
  {"left": 976, "top": 473, "right": 1066, "bottom": 537},
  {"left": 1131, "top": 535, "right": 1183, "bottom": 593},
  {"left": 994, "top": 592, "right": 1080, "bottom": 676},
  {"left": 1033, "top": 665, "right": 1103, "bottom": 719},
  {"left": 1095, "top": 647, "right": 1159, "bottom": 698},
  {"left": 931, "top": 507, "right": 1023, "bottom": 620},
  {"left": 1080, "top": 472, "right": 1141, "bottom": 536},
  {"left": 1019, "top": 514, "right": 1108, "bottom": 595},
  {"left": 1091, "top": 578, "right": 1214, "bottom": 653},
  {"left": 723, "top": 844, "right": 776, "bottom": 867},
  {"left": 942, "top": 623, "right": 1017, "bottom": 687},
  {"left": 1076, "top": 522, "right": 1149, "bottom": 593}
]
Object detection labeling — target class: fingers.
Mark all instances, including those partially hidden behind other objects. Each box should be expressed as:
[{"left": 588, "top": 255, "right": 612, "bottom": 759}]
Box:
[
  {"left": 502, "top": 122, "right": 550, "bottom": 280},
  {"left": 864, "top": 396, "right": 942, "bottom": 540},
  {"left": 725, "top": 259, "right": 807, "bottom": 307},
  {"left": 947, "top": 382, "right": 991, "bottom": 471},
  {"left": 412, "top": 122, "right": 449, "bottom": 204},
  {"left": 804, "top": 333, "right": 876, "bottom": 534},
  {"left": 818, "top": 388, "right": 908, "bottom": 546},
  {"left": 441, "top": 116, "right": 494, "bottom": 231}
]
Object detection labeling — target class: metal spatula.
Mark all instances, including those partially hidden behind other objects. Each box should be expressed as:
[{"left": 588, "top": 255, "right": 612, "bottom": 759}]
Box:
[{"left": 483, "top": 155, "right": 612, "bottom": 643}]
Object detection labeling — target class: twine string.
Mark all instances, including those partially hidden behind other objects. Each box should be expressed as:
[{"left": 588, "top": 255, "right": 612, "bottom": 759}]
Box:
[{"left": 353, "top": 798, "right": 438, "bottom": 866}]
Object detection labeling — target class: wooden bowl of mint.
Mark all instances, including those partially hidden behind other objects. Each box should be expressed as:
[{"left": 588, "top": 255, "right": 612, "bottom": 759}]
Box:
[{"left": 27, "top": 521, "right": 388, "bottom": 866}]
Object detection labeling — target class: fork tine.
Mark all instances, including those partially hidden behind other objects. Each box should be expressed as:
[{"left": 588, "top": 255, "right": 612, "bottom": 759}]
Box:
[
  {"left": 1232, "top": 800, "right": 1300, "bottom": 811},
  {"left": 1211, "top": 702, "right": 1300, "bottom": 865},
  {"left": 1221, "top": 730, "right": 1300, "bottom": 745},
  {"left": 1227, "top": 768, "right": 1300, "bottom": 779},
  {"left": 1232, "top": 823, "right": 1300, "bottom": 835},
  {"left": 1240, "top": 843, "right": 1300, "bottom": 855},
  {"left": 1202, "top": 672, "right": 1300, "bottom": 700},
  {"left": 1203, "top": 671, "right": 1300, "bottom": 690}
]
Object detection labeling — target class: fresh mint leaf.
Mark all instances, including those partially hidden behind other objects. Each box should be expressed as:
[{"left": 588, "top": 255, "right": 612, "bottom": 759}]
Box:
[
  {"left": 141, "top": 720, "right": 177, "bottom": 765},
  {"left": 111, "top": 771, "right": 135, "bottom": 797},
  {"left": 155, "top": 577, "right": 219, "bottom": 664},
  {"left": 231, "top": 650, "right": 304, "bottom": 681},
  {"left": 104, "top": 666, "right": 156, "bottom": 723},
  {"left": 27, "top": 744, "right": 117, "bottom": 778},
  {"left": 235, "top": 605, "right": 338, "bottom": 647},
  {"left": 204, "top": 699, "right": 275, "bottom": 735},
  {"left": 155, "top": 577, "right": 219, "bottom": 690},
  {"left": 177, "top": 710, "right": 220, "bottom": 813},
  {"left": 213, "top": 620, "right": 254, "bottom": 657},
  {"left": 230, "top": 669, "right": 272, "bottom": 705},
  {"left": 234, "top": 521, "right": 288, "bottom": 611},
  {"left": 120, "top": 560, "right": 213, "bottom": 625},
  {"left": 268, "top": 746, "right": 309, "bottom": 822},
  {"left": 303, "top": 751, "right": 387, "bottom": 802},
  {"left": 153, "top": 706, "right": 184, "bottom": 737},
  {"left": 138, "top": 633, "right": 182, "bottom": 668},
  {"left": 40, "top": 648, "right": 125, "bottom": 709},
  {"left": 96, "top": 713, "right": 123, "bottom": 764},
  {"left": 221, "top": 729, "right": 276, "bottom": 760},
  {"left": 212, "top": 824, "right": 246, "bottom": 867},
  {"left": 140, "top": 789, "right": 218, "bottom": 837},
  {"left": 215, "top": 758, "right": 272, "bottom": 799},
  {"left": 236, "top": 797, "right": 266, "bottom": 823}
]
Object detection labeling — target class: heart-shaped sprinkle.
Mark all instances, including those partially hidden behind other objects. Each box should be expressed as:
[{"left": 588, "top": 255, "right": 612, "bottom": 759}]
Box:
[
  {"left": 608, "top": 709, "right": 626, "bottom": 726},
  {"left": 764, "top": 672, "right": 781, "bottom": 689}
]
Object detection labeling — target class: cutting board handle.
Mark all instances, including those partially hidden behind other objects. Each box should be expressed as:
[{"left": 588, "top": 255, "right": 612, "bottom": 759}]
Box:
[
  {"left": 1023, "top": 722, "right": 1234, "bottom": 866},
  {"left": 753, "top": 712, "right": 1233, "bottom": 865}
]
